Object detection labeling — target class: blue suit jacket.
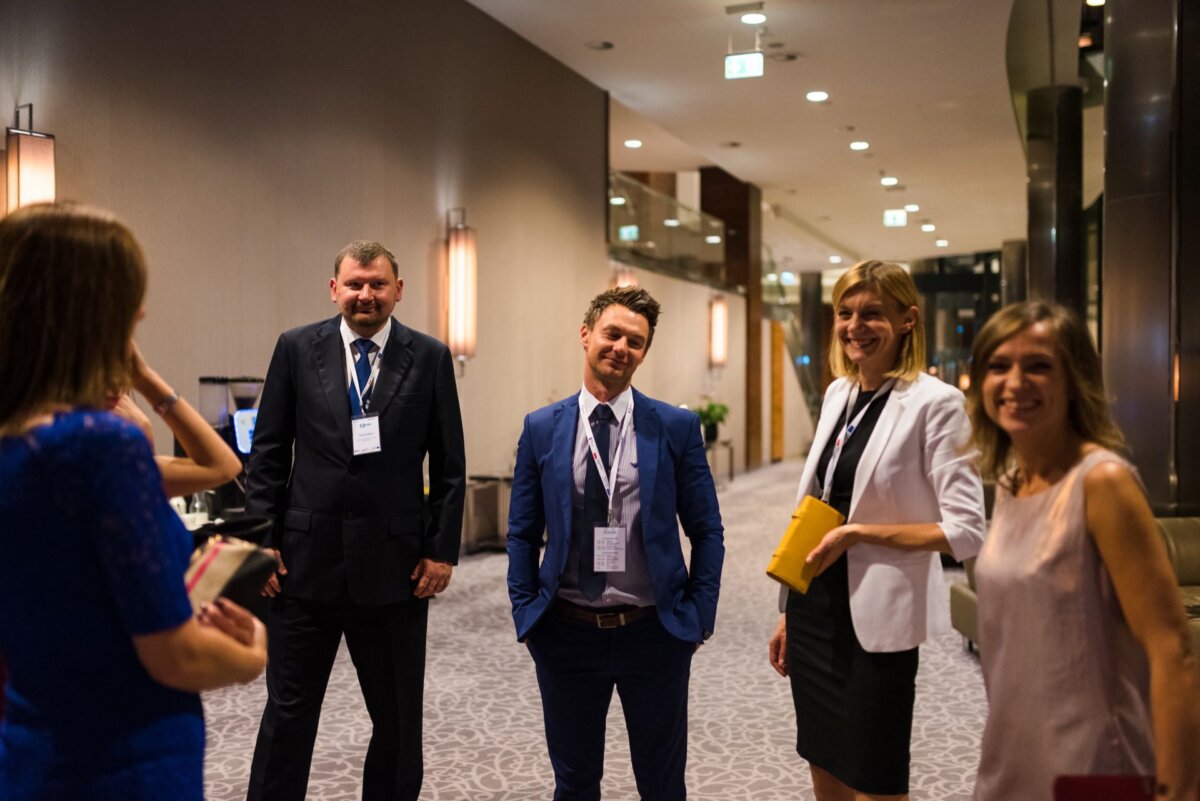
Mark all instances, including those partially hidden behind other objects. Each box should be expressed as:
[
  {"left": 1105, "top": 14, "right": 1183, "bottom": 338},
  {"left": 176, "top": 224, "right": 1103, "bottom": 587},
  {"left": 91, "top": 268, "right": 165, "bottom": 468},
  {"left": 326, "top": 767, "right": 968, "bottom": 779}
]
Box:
[{"left": 506, "top": 388, "right": 724, "bottom": 643}]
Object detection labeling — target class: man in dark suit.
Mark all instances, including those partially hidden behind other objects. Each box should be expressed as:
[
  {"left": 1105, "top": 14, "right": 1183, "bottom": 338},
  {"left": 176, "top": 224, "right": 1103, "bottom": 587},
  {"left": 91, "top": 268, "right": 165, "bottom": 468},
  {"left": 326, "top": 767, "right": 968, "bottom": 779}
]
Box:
[
  {"left": 507, "top": 286, "right": 725, "bottom": 801},
  {"left": 244, "top": 240, "right": 465, "bottom": 801}
]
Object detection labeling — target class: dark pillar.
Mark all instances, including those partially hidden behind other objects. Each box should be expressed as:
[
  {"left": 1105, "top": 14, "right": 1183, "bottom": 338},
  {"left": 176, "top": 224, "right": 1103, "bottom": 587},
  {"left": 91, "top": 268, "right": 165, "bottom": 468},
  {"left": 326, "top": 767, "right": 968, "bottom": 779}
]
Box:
[
  {"left": 700, "top": 166, "right": 763, "bottom": 469},
  {"left": 1000, "top": 239, "right": 1028, "bottom": 306},
  {"left": 1102, "top": 0, "right": 1200, "bottom": 514},
  {"left": 1026, "top": 85, "right": 1085, "bottom": 315}
]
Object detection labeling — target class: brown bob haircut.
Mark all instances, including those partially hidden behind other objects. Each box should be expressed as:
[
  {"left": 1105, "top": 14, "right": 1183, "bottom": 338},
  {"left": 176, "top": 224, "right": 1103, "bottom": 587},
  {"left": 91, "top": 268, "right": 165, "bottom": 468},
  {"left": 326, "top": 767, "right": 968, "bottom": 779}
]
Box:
[
  {"left": 0, "top": 203, "right": 147, "bottom": 433},
  {"left": 965, "top": 300, "right": 1125, "bottom": 486},
  {"left": 582, "top": 286, "right": 662, "bottom": 347},
  {"left": 827, "top": 260, "right": 925, "bottom": 382}
]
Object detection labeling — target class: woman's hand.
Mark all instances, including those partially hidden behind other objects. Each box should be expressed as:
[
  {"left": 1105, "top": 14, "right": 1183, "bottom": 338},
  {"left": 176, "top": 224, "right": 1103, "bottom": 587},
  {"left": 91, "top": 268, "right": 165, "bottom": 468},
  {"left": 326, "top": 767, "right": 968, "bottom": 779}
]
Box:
[
  {"left": 768, "top": 614, "right": 788, "bottom": 677},
  {"left": 110, "top": 394, "right": 155, "bottom": 444},
  {"left": 198, "top": 597, "right": 264, "bottom": 649},
  {"left": 807, "top": 524, "right": 860, "bottom": 577}
]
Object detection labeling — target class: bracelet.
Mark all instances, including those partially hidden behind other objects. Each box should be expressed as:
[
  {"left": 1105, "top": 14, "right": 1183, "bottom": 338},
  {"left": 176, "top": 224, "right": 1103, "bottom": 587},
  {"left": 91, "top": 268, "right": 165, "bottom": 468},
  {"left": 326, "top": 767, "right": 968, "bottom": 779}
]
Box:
[{"left": 153, "top": 391, "right": 180, "bottom": 416}]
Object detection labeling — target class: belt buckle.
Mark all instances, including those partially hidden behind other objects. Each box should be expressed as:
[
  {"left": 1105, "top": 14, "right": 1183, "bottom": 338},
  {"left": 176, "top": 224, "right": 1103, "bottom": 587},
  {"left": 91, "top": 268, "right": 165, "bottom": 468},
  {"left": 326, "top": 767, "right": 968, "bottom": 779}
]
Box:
[{"left": 595, "top": 612, "right": 625, "bottom": 629}]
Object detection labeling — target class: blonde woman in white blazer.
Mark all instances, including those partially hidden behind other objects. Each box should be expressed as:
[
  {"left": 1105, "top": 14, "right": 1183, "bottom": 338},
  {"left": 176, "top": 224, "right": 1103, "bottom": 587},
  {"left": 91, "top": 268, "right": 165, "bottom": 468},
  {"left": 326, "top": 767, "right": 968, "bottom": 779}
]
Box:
[{"left": 767, "top": 261, "right": 985, "bottom": 801}]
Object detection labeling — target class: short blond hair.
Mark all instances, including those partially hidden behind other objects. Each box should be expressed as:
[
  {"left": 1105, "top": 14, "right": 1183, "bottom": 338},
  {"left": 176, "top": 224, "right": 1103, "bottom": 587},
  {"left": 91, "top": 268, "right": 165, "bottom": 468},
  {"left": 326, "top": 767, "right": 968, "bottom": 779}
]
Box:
[{"left": 827, "top": 260, "right": 924, "bottom": 382}]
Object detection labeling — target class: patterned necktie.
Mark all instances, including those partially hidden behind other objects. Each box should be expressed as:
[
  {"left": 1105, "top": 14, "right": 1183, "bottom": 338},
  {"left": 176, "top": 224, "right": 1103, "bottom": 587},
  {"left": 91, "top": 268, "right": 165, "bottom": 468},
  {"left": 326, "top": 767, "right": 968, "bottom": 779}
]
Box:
[
  {"left": 349, "top": 338, "right": 375, "bottom": 416},
  {"left": 578, "top": 403, "right": 615, "bottom": 600}
]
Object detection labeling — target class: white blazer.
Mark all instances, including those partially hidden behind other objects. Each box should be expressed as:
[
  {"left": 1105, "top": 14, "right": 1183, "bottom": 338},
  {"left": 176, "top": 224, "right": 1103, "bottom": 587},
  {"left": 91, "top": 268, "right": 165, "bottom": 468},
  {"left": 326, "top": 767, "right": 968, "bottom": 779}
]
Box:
[{"left": 795, "top": 372, "right": 985, "bottom": 652}]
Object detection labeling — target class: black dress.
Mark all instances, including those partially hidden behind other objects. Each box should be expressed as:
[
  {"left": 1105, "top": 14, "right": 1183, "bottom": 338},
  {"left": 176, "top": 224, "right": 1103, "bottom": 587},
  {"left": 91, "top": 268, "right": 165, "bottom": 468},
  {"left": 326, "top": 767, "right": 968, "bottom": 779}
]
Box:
[{"left": 785, "top": 387, "right": 919, "bottom": 795}]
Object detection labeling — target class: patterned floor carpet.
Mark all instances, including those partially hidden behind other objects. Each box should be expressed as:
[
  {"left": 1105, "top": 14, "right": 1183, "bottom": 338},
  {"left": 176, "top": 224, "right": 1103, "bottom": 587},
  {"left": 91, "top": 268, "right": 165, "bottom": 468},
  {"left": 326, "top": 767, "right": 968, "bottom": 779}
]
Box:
[{"left": 203, "top": 460, "right": 987, "bottom": 800}]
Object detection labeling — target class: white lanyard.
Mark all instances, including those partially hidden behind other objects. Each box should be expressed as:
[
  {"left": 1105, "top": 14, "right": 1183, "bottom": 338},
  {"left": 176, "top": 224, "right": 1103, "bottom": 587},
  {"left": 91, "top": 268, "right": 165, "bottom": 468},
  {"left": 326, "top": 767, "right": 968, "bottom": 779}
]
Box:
[
  {"left": 581, "top": 401, "right": 633, "bottom": 525},
  {"left": 348, "top": 344, "right": 383, "bottom": 413},
  {"left": 819, "top": 378, "right": 896, "bottom": 504}
]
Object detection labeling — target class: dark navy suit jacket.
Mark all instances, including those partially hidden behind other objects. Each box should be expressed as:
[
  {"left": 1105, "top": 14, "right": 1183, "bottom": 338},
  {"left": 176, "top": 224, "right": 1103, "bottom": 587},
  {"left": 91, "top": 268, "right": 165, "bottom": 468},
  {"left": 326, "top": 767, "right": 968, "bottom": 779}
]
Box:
[
  {"left": 506, "top": 388, "right": 724, "bottom": 643},
  {"left": 245, "top": 315, "right": 465, "bottom": 606}
]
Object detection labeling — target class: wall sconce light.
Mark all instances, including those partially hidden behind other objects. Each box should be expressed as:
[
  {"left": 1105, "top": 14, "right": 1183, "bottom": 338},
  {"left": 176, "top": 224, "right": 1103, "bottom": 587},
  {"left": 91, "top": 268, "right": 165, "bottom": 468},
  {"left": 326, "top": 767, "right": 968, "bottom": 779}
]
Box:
[
  {"left": 5, "top": 104, "right": 56, "bottom": 213},
  {"left": 446, "top": 208, "right": 477, "bottom": 372},
  {"left": 709, "top": 294, "right": 729, "bottom": 369}
]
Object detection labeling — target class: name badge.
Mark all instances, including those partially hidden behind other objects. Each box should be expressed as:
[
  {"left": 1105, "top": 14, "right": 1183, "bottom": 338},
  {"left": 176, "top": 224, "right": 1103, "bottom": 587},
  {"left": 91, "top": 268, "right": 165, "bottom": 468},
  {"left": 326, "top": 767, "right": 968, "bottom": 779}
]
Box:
[
  {"left": 351, "top": 414, "right": 382, "bottom": 455},
  {"left": 593, "top": 526, "right": 626, "bottom": 573}
]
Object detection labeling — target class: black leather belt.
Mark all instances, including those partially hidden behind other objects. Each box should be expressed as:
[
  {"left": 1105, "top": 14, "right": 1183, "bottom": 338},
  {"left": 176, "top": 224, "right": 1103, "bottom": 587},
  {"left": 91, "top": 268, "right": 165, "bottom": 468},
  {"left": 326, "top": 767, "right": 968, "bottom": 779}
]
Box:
[{"left": 552, "top": 600, "right": 655, "bottom": 629}]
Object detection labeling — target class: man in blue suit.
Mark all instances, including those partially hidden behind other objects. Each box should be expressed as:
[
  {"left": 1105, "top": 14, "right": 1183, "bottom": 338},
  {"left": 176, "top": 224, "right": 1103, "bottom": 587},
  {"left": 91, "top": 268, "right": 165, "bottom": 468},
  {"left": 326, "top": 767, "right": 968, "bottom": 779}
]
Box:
[{"left": 507, "top": 286, "right": 725, "bottom": 801}]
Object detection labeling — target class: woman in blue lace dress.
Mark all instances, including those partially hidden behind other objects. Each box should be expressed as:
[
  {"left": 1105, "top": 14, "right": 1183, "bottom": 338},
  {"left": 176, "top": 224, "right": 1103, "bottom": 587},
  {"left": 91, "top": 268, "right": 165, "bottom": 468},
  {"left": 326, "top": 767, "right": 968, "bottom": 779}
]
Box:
[{"left": 0, "top": 203, "right": 268, "bottom": 801}]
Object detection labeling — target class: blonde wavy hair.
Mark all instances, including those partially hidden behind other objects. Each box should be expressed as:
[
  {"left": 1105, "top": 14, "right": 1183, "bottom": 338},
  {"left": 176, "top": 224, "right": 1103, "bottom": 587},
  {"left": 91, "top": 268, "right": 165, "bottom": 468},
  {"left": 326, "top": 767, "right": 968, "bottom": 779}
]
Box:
[{"left": 827, "top": 260, "right": 925, "bottom": 382}]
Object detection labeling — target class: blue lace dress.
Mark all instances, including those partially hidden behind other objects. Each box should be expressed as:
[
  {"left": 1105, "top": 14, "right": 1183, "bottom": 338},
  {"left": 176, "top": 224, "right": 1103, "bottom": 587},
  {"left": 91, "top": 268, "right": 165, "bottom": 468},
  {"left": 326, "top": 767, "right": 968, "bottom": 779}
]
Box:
[{"left": 0, "top": 410, "right": 202, "bottom": 801}]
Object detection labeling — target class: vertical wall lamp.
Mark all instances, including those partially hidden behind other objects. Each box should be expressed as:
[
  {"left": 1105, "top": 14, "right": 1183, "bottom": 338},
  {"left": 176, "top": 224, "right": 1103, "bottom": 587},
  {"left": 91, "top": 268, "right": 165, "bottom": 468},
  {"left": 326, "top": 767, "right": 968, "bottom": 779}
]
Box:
[
  {"left": 709, "top": 294, "right": 729, "bottom": 369},
  {"left": 5, "top": 104, "right": 56, "bottom": 213},
  {"left": 446, "top": 208, "right": 477, "bottom": 372}
]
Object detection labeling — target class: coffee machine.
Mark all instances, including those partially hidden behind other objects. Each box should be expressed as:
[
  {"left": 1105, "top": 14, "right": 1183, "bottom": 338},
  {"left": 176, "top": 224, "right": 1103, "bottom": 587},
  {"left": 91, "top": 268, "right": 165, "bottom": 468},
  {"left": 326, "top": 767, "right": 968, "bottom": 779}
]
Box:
[{"left": 181, "top": 376, "right": 264, "bottom": 515}]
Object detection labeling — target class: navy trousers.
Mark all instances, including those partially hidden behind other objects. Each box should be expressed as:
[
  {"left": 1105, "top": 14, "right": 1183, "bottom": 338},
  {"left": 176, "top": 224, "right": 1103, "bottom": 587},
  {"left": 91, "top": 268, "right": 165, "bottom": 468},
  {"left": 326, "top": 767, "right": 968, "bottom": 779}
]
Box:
[{"left": 526, "top": 608, "right": 695, "bottom": 801}]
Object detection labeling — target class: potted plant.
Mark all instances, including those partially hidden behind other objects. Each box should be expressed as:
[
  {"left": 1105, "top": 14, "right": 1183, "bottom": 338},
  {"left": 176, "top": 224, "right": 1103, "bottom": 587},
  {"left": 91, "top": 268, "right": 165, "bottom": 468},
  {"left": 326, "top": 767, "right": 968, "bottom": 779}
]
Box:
[{"left": 695, "top": 400, "right": 729, "bottom": 445}]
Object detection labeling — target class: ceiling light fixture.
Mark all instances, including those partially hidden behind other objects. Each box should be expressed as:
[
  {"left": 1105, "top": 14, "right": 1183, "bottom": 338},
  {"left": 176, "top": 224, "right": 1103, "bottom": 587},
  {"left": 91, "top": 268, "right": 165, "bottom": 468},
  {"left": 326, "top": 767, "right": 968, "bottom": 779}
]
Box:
[
  {"left": 880, "top": 175, "right": 899, "bottom": 187},
  {"left": 623, "top": 139, "right": 643, "bottom": 149},
  {"left": 664, "top": 218, "right": 681, "bottom": 227},
  {"left": 1086, "top": 0, "right": 1104, "bottom": 6},
  {"left": 806, "top": 90, "right": 829, "bottom": 103},
  {"left": 706, "top": 234, "right": 723, "bottom": 244},
  {"left": 904, "top": 204, "right": 920, "bottom": 213},
  {"left": 849, "top": 141, "right": 869, "bottom": 151},
  {"left": 741, "top": 12, "right": 767, "bottom": 24},
  {"left": 935, "top": 239, "right": 949, "bottom": 248},
  {"left": 921, "top": 223, "right": 936, "bottom": 232},
  {"left": 828, "top": 255, "right": 843, "bottom": 264},
  {"left": 609, "top": 196, "right": 627, "bottom": 206}
]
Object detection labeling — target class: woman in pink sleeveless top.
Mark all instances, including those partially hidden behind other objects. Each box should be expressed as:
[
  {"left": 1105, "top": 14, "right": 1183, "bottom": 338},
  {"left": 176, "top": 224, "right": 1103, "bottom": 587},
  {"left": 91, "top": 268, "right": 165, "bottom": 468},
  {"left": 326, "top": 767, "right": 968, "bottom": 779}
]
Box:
[{"left": 966, "top": 301, "right": 1199, "bottom": 801}]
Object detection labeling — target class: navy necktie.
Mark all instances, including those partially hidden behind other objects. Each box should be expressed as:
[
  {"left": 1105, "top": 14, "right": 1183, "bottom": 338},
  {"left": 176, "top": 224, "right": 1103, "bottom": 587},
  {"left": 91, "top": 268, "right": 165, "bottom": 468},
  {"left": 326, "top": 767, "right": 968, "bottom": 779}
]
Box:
[
  {"left": 349, "top": 338, "right": 375, "bottom": 416},
  {"left": 579, "top": 403, "right": 615, "bottom": 600}
]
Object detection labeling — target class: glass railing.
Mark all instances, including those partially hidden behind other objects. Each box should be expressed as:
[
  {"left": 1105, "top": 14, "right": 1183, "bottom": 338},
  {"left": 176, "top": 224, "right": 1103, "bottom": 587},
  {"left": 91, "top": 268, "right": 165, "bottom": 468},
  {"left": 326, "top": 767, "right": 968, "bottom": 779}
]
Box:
[{"left": 607, "top": 172, "right": 730, "bottom": 289}]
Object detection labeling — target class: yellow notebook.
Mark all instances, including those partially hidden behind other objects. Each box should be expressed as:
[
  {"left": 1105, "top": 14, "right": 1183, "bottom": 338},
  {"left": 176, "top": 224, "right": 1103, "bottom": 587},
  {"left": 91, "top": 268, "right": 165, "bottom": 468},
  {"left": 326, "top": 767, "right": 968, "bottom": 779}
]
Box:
[{"left": 765, "top": 495, "right": 846, "bottom": 594}]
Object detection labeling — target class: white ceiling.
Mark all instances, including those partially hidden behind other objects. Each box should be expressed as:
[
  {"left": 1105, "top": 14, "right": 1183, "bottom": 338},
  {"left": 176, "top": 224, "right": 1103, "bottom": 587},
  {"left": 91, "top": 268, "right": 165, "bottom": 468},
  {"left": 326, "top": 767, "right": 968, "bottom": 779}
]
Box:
[{"left": 465, "top": 0, "right": 1029, "bottom": 273}]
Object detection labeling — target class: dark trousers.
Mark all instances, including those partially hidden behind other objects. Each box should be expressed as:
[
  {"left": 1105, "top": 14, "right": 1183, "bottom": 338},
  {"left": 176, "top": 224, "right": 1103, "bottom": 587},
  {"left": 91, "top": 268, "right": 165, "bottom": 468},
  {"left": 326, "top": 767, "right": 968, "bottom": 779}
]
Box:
[
  {"left": 525, "top": 608, "right": 695, "bottom": 801},
  {"left": 246, "top": 593, "right": 429, "bottom": 801}
]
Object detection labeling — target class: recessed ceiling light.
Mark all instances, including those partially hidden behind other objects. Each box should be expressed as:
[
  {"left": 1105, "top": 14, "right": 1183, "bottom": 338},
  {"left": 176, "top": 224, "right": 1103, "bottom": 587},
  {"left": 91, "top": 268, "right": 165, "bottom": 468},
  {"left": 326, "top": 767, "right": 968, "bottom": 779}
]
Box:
[
  {"left": 828, "top": 255, "right": 843, "bottom": 264},
  {"left": 664, "top": 218, "right": 681, "bottom": 227},
  {"left": 623, "top": 139, "right": 643, "bottom": 149},
  {"left": 741, "top": 12, "right": 767, "bottom": 24},
  {"left": 850, "top": 141, "right": 870, "bottom": 151},
  {"left": 806, "top": 90, "right": 830, "bottom": 103},
  {"left": 1086, "top": 0, "right": 1104, "bottom": 5},
  {"left": 880, "top": 176, "right": 899, "bottom": 187},
  {"left": 609, "top": 197, "right": 627, "bottom": 206},
  {"left": 921, "top": 223, "right": 936, "bottom": 232},
  {"left": 935, "top": 239, "right": 949, "bottom": 248},
  {"left": 705, "top": 235, "right": 723, "bottom": 244},
  {"left": 904, "top": 204, "right": 920, "bottom": 213},
  {"left": 585, "top": 40, "right": 615, "bottom": 51}
]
